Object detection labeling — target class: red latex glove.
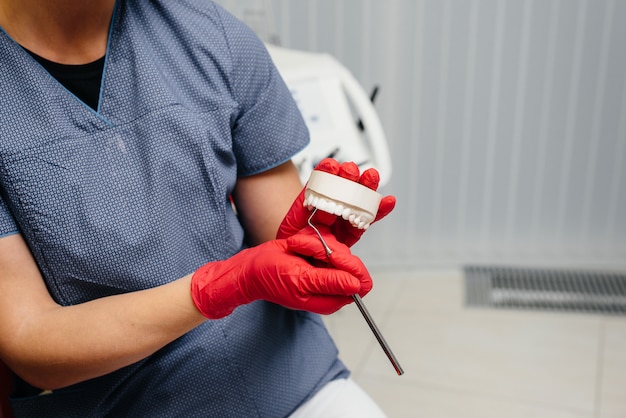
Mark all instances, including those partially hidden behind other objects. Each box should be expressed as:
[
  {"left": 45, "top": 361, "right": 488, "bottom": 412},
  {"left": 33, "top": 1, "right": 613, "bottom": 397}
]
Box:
[
  {"left": 191, "top": 227, "right": 372, "bottom": 319},
  {"left": 277, "top": 158, "right": 396, "bottom": 247}
]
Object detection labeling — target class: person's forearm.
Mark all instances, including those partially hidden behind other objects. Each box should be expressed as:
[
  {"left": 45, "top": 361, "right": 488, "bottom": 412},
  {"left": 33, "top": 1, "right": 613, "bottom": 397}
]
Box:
[
  {"left": 10, "top": 275, "right": 205, "bottom": 390},
  {"left": 232, "top": 161, "right": 303, "bottom": 245}
]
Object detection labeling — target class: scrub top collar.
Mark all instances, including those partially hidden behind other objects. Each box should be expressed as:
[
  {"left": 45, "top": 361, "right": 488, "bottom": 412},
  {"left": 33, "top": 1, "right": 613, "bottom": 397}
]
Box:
[{"left": 0, "top": 0, "right": 120, "bottom": 122}]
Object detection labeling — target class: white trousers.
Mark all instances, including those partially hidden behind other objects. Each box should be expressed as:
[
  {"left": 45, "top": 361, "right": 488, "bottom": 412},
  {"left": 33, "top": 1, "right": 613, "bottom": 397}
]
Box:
[{"left": 289, "top": 378, "right": 387, "bottom": 418}]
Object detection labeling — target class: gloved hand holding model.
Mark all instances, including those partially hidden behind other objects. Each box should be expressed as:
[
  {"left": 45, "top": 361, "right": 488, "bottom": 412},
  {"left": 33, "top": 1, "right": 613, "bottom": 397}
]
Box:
[
  {"left": 191, "top": 227, "right": 372, "bottom": 319},
  {"left": 277, "top": 158, "right": 396, "bottom": 247}
]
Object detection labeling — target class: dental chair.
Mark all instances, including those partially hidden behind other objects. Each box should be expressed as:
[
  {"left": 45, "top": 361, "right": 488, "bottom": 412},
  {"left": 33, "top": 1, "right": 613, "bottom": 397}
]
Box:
[{"left": 0, "top": 360, "right": 13, "bottom": 418}]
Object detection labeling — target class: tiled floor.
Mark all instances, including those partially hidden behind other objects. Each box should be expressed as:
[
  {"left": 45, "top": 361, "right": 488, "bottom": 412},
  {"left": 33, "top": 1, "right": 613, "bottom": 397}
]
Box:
[{"left": 323, "top": 268, "right": 626, "bottom": 418}]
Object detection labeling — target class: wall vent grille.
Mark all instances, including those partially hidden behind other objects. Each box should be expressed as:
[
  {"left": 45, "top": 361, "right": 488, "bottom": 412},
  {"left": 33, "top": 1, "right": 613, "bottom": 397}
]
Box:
[{"left": 464, "top": 266, "right": 626, "bottom": 315}]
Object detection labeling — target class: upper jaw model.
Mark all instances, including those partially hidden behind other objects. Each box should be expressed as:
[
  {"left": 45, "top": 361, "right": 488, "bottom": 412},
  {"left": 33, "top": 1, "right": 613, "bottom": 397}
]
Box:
[{"left": 304, "top": 170, "right": 382, "bottom": 230}]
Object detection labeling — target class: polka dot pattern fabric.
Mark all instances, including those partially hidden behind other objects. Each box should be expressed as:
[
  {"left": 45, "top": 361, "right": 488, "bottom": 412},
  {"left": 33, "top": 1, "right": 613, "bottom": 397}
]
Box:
[{"left": 0, "top": 1, "right": 348, "bottom": 416}]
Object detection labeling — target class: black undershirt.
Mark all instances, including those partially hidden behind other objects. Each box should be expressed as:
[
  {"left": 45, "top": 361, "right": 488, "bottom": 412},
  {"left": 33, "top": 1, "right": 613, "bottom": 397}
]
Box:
[{"left": 26, "top": 50, "right": 105, "bottom": 111}]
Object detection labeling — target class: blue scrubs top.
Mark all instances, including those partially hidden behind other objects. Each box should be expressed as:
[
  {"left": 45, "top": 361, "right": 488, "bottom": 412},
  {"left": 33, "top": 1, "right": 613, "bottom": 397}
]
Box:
[{"left": 0, "top": 1, "right": 349, "bottom": 416}]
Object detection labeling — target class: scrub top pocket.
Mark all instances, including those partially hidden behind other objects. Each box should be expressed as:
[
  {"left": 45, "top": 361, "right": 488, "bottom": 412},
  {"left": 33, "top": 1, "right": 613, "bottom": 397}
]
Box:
[{"left": 0, "top": 104, "right": 241, "bottom": 305}]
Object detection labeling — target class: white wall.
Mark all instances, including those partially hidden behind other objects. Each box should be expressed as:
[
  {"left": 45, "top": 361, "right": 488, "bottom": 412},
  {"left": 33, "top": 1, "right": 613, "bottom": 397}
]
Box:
[{"left": 216, "top": 0, "right": 626, "bottom": 270}]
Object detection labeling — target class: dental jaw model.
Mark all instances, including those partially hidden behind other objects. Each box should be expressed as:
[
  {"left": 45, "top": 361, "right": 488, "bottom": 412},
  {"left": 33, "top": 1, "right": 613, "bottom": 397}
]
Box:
[
  {"left": 304, "top": 171, "right": 381, "bottom": 230},
  {"left": 305, "top": 171, "right": 404, "bottom": 376}
]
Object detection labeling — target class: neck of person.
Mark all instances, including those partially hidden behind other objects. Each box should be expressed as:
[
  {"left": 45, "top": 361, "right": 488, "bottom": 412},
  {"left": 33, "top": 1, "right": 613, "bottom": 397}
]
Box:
[{"left": 0, "top": 0, "right": 115, "bottom": 64}]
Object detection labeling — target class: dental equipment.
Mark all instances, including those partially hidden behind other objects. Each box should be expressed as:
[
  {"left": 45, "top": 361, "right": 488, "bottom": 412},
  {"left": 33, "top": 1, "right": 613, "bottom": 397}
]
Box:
[
  {"left": 266, "top": 45, "right": 393, "bottom": 187},
  {"left": 305, "top": 171, "right": 404, "bottom": 376}
]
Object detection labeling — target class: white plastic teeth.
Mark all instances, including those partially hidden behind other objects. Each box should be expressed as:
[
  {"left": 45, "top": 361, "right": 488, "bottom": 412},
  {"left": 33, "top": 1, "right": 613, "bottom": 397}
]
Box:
[
  {"left": 304, "top": 190, "right": 375, "bottom": 229},
  {"left": 304, "top": 170, "right": 383, "bottom": 230}
]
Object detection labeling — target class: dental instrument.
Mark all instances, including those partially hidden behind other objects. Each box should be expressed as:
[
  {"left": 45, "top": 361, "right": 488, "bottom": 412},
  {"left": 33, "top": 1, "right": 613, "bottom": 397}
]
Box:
[{"left": 305, "top": 172, "right": 404, "bottom": 376}]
